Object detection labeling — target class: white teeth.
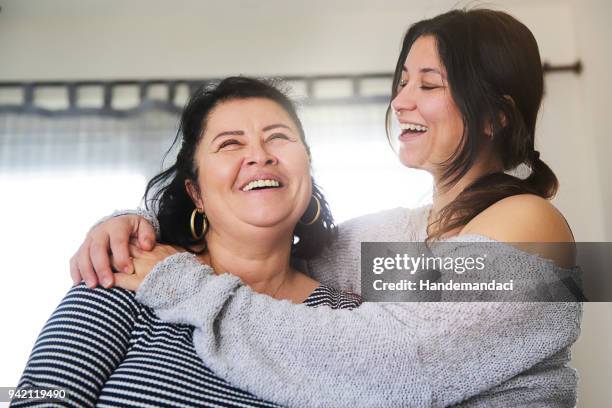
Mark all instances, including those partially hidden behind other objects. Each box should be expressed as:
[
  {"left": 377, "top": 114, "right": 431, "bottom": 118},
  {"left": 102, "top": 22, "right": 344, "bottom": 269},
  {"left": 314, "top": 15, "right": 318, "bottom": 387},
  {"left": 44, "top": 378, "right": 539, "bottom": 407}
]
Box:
[
  {"left": 400, "top": 123, "right": 428, "bottom": 132},
  {"left": 242, "top": 179, "right": 281, "bottom": 192}
]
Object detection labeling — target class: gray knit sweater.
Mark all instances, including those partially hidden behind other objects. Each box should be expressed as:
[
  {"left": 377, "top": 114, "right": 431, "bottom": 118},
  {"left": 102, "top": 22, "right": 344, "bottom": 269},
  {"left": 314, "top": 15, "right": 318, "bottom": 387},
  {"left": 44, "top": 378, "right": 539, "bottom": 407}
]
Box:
[{"left": 127, "top": 205, "right": 581, "bottom": 407}]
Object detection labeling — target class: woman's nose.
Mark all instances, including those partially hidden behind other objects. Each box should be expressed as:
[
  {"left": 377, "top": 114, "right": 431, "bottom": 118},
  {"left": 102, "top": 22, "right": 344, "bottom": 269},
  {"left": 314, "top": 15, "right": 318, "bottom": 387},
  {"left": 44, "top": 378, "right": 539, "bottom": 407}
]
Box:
[
  {"left": 391, "top": 84, "right": 417, "bottom": 113},
  {"left": 246, "top": 142, "right": 278, "bottom": 166}
]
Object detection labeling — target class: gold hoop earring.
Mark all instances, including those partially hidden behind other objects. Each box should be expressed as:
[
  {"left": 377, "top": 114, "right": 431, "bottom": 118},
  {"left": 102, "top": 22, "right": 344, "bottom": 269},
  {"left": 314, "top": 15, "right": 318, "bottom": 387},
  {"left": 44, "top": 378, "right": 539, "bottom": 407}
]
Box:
[
  {"left": 300, "top": 195, "right": 321, "bottom": 226},
  {"left": 190, "top": 208, "right": 208, "bottom": 240}
]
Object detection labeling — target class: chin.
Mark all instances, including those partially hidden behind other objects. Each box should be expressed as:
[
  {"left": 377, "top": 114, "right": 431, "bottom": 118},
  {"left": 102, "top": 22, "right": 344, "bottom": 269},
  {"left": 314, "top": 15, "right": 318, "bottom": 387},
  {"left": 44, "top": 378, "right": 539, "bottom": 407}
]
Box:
[
  {"left": 243, "top": 210, "right": 296, "bottom": 229},
  {"left": 398, "top": 149, "right": 425, "bottom": 169}
]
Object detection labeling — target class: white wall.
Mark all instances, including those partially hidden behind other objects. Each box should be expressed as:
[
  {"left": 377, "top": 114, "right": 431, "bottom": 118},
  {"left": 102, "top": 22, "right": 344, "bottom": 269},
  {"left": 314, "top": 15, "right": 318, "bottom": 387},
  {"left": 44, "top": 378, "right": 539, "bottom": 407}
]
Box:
[
  {"left": 1, "top": 0, "right": 610, "bottom": 406},
  {"left": 1, "top": 0, "right": 607, "bottom": 241},
  {"left": 571, "top": 0, "right": 612, "bottom": 242},
  {"left": 564, "top": 1, "right": 612, "bottom": 406},
  {"left": 0, "top": 1, "right": 590, "bottom": 80}
]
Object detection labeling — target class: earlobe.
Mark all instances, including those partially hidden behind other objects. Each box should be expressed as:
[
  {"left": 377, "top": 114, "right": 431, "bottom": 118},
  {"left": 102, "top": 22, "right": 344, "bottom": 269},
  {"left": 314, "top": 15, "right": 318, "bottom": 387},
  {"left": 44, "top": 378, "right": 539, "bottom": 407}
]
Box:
[
  {"left": 487, "top": 113, "right": 508, "bottom": 138},
  {"left": 484, "top": 122, "right": 494, "bottom": 138},
  {"left": 484, "top": 117, "right": 499, "bottom": 138},
  {"left": 185, "top": 179, "right": 204, "bottom": 209},
  {"left": 500, "top": 95, "right": 514, "bottom": 128},
  {"left": 485, "top": 95, "right": 514, "bottom": 138}
]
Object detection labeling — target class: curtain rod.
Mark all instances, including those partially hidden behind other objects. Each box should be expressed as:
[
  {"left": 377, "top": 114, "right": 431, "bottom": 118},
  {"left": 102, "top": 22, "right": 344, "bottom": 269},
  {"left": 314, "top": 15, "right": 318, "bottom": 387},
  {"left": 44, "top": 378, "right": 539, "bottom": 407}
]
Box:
[
  {"left": 0, "top": 62, "right": 583, "bottom": 117},
  {"left": 0, "top": 61, "right": 583, "bottom": 88}
]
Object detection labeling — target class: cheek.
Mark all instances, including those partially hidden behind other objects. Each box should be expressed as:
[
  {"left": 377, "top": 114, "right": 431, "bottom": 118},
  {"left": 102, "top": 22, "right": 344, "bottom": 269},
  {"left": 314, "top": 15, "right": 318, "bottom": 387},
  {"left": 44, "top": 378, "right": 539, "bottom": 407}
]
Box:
[
  {"left": 439, "top": 104, "right": 465, "bottom": 154},
  {"left": 273, "top": 143, "right": 311, "bottom": 177},
  {"left": 293, "top": 151, "right": 311, "bottom": 177},
  {"left": 421, "top": 96, "right": 464, "bottom": 158},
  {"left": 279, "top": 145, "right": 312, "bottom": 204},
  {"left": 418, "top": 94, "right": 450, "bottom": 124},
  {"left": 198, "top": 156, "right": 240, "bottom": 199},
  {"left": 292, "top": 154, "right": 312, "bottom": 188}
]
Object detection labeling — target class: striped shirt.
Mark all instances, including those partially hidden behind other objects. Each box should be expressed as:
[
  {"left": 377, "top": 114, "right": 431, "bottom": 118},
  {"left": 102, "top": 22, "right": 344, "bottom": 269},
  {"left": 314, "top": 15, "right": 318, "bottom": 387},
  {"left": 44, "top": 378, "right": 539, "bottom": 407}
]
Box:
[{"left": 13, "top": 284, "right": 361, "bottom": 407}]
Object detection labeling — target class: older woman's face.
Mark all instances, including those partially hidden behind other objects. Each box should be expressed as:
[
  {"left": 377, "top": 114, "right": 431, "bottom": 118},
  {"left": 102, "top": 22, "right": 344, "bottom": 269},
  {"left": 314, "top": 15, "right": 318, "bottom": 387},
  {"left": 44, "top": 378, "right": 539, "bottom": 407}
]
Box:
[
  {"left": 391, "top": 35, "right": 464, "bottom": 173},
  {"left": 189, "top": 98, "right": 312, "bottom": 235}
]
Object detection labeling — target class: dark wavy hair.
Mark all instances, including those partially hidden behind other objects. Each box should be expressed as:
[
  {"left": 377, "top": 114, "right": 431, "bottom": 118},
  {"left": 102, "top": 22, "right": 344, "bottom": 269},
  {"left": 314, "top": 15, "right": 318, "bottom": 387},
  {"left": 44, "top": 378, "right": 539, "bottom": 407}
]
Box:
[
  {"left": 144, "top": 76, "right": 336, "bottom": 259},
  {"left": 386, "top": 9, "right": 558, "bottom": 240}
]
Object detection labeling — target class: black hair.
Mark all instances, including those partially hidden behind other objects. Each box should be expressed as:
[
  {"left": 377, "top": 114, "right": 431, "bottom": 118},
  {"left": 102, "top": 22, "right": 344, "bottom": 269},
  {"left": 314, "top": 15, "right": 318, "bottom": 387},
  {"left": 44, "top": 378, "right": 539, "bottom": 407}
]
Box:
[
  {"left": 385, "top": 9, "right": 558, "bottom": 240},
  {"left": 144, "top": 76, "right": 336, "bottom": 259}
]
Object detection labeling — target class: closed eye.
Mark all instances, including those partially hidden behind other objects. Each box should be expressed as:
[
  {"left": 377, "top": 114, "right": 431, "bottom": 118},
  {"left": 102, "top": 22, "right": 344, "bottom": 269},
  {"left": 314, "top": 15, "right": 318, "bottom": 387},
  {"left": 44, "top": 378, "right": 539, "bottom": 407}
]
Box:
[
  {"left": 218, "top": 139, "right": 242, "bottom": 150},
  {"left": 420, "top": 80, "right": 443, "bottom": 90},
  {"left": 267, "top": 133, "right": 291, "bottom": 142}
]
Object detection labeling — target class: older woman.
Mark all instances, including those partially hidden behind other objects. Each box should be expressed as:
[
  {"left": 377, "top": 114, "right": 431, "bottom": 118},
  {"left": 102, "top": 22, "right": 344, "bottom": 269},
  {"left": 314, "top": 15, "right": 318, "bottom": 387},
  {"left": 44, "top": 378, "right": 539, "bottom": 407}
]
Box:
[
  {"left": 70, "top": 9, "right": 581, "bottom": 408},
  {"left": 13, "top": 77, "right": 360, "bottom": 407}
]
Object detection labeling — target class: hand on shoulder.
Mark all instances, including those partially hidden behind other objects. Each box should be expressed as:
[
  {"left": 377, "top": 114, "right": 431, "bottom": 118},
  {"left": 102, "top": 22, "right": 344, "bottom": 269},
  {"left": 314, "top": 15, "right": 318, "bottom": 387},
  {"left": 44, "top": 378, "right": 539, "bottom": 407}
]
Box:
[{"left": 461, "top": 194, "right": 575, "bottom": 267}]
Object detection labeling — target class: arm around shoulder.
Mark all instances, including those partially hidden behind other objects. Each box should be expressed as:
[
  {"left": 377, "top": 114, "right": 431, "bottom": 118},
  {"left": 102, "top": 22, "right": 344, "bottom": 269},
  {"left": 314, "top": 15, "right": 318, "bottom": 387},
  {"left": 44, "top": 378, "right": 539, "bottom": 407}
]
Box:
[{"left": 136, "top": 252, "right": 581, "bottom": 408}]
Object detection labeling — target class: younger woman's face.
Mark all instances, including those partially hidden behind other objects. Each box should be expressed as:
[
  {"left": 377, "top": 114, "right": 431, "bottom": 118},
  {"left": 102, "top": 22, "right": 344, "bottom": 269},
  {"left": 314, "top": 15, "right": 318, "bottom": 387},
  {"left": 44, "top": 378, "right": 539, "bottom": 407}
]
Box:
[
  {"left": 188, "top": 98, "right": 312, "bottom": 237},
  {"left": 391, "top": 35, "right": 464, "bottom": 174}
]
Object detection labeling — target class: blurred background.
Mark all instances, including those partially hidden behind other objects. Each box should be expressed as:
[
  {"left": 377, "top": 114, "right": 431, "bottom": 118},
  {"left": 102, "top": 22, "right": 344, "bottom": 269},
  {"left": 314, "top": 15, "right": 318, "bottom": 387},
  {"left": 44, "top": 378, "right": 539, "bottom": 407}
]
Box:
[{"left": 0, "top": 0, "right": 610, "bottom": 406}]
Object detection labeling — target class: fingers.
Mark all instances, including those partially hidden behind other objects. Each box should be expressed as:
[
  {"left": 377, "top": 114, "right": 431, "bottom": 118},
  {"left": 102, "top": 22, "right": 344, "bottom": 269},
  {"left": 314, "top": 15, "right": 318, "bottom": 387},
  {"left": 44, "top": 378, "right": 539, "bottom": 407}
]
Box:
[
  {"left": 128, "top": 243, "right": 144, "bottom": 258},
  {"left": 70, "top": 214, "right": 154, "bottom": 290},
  {"left": 69, "top": 255, "right": 82, "bottom": 286},
  {"left": 114, "top": 273, "right": 140, "bottom": 292},
  {"left": 137, "top": 219, "right": 157, "bottom": 251},
  {"left": 90, "top": 234, "right": 115, "bottom": 288},
  {"left": 76, "top": 239, "right": 98, "bottom": 288},
  {"left": 109, "top": 232, "right": 133, "bottom": 275}
]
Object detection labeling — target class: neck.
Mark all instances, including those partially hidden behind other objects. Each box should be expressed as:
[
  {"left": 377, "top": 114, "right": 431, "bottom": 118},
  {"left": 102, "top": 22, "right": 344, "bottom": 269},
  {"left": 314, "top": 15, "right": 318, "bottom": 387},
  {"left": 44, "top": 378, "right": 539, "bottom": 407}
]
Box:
[
  {"left": 429, "top": 152, "right": 503, "bottom": 235},
  {"left": 202, "top": 226, "right": 296, "bottom": 298}
]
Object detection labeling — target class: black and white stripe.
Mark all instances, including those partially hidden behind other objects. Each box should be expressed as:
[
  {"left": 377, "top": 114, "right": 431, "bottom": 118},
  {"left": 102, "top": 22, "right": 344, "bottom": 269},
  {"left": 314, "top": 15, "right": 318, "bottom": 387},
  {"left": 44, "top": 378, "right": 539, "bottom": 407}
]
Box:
[
  {"left": 303, "top": 286, "right": 361, "bottom": 310},
  {"left": 13, "top": 284, "right": 361, "bottom": 407}
]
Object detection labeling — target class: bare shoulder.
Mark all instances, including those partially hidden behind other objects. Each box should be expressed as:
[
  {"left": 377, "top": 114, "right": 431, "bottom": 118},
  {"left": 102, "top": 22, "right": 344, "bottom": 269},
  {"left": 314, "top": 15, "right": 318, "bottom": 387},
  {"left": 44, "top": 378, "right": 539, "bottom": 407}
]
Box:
[
  {"left": 461, "top": 195, "right": 575, "bottom": 268},
  {"left": 461, "top": 194, "right": 574, "bottom": 243}
]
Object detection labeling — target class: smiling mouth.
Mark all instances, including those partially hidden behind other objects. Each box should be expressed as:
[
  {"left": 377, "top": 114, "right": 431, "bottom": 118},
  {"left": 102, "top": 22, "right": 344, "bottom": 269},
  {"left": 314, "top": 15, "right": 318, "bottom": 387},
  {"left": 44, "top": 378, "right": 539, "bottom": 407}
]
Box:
[
  {"left": 399, "top": 122, "right": 428, "bottom": 137},
  {"left": 241, "top": 179, "right": 283, "bottom": 192}
]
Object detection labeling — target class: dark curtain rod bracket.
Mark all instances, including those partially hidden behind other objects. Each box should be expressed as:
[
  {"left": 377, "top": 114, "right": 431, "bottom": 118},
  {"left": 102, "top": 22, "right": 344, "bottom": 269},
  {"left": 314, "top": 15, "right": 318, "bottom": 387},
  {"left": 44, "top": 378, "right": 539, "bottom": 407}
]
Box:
[{"left": 543, "top": 60, "right": 582, "bottom": 74}]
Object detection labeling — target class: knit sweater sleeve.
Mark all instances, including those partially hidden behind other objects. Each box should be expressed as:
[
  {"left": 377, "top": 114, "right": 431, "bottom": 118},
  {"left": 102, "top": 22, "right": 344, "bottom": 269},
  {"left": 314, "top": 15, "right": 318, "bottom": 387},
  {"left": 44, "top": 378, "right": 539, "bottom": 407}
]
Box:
[
  {"left": 135, "top": 251, "right": 581, "bottom": 408},
  {"left": 96, "top": 207, "right": 416, "bottom": 291},
  {"left": 94, "top": 207, "right": 160, "bottom": 236}
]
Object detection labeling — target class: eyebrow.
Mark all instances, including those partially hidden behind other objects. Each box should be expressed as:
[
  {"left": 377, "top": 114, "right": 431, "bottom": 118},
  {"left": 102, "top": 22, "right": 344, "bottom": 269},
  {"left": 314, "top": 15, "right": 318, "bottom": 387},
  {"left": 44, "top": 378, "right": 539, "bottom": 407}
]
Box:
[
  {"left": 421, "top": 67, "right": 443, "bottom": 76},
  {"left": 402, "top": 66, "right": 444, "bottom": 76},
  {"left": 211, "top": 124, "right": 292, "bottom": 143},
  {"left": 262, "top": 123, "right": 291, "bottom": 132}
]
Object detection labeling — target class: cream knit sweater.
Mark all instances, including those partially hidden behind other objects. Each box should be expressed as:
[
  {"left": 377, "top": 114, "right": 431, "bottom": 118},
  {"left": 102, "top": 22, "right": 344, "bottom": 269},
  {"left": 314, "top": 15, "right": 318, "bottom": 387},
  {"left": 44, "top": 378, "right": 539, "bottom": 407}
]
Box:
[{"left": 127, "top": 205, "right": 581, "bottom": 407}]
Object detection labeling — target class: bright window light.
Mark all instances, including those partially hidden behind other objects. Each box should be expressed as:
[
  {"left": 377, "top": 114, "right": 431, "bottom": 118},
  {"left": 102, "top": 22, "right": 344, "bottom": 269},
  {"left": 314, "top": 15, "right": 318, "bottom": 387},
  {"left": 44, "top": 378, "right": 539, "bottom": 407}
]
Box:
[{"left": 0, "top": 171, "right": 146, "bottom": 388}]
